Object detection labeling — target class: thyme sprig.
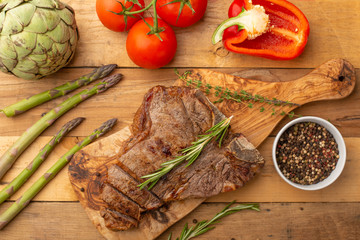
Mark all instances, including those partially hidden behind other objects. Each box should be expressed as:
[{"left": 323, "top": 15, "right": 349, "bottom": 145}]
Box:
[
  {"left": 176, "top": 70, "right": 301, "bottom": 118},
  {"left": 168, "top": 201, "right": 260, "bottom": 240},
  {"left": 138, "top": 116, "right": 233, "bottom": 190}
]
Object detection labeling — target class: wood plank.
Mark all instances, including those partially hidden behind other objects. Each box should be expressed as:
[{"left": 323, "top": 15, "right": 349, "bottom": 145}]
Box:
[
  {"left": 0, "top": 202, "right": 358, "bottom": 240},
  {"left": 0, "top": 68, "right": 359, "bottom": 138},
  {"left": 1, "top": 137, "right": 358, "bottom": 202},
  {"left": 0, "top": 202, "right": 104, "bottom": 240},
  {"left": 158, "top": 202, "right": 360, "bottom": 240},
  {"left": 65, "top": 0, "right": 360, "bottom": 68}
]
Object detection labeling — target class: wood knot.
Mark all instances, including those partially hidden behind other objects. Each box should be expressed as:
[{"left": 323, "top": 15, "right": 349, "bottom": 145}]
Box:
[
  {"left": 213, "top": 42, "right": 229, "bottom": 57},
  {"left": 150, "top": 209, "right": 169, "bottom": 224}
]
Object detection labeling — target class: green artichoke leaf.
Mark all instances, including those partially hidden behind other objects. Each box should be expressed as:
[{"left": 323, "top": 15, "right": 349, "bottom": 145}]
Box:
[
  {"left": 46, "top": 20, "right": 70, "bottom": 43},
  {"left": 53, "top": 42, "right": 68, "bottom": 56},
  {"left": 69, "top": 28, "right": 78, "bottom": 45},
  {"left": 56, "top": 6, "right": 74, "bottom": 26},
  {"left": 2, "top": 0, "right": 23, "bottom": 11},
  {"left": 9, "top": 2, "right": 36, "bottom": 28},
  {"left": 0, "top": 11, "right": 5, "bottom": 31},
  {"left": 15, "top": 57, "right": 38, "bottom": 73},
  {"left": 26, "top": 7, "right": 60, "bottom": 33},
  {"left": 11, "top": 67, "right": 37, "bottom": 80},
  {"left": 0, "top": 58, "right": 17, "bottom": 72},
  {"left": 30, "top": 0, "right": 59, "bottom": 9},
  {"left": 35, "top": 34, "right": 53, "bottom": 52},
  {"left": 2, "top": 10, "right": 24, "bottom": 35},
  {"left": 0, "top": 36, "right": 17, "bottom": 60},
  {"left": 0, "top": 0, "right": 9, "bottom": 10},
  {"left": 28, "top": 53, "right": 47, "bottom": 64},
  {"left": 0, "top": 59, "right": 10, "bottom": 73},
  {"left": 11, "top": 31, "right": 37, "bottom": 58},
  {"left": 25, "top": 9, "right": 47, "bottom": 33},
  {"left": 38, "top": 66, "right": 56, "bottom": 76},
  {"left": 62, "top": 45, "right": 74, "bottom": 64}
]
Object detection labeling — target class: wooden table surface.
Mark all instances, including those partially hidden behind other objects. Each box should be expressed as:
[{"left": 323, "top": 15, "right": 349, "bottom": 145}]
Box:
[{"left": 0, "top": 0, "right": 359, "bottom": 239}]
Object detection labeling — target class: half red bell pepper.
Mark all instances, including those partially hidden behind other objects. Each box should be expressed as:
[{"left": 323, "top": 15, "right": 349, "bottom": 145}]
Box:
[{"left": 212, "top": 0, "right": 310, "bottom": 60}]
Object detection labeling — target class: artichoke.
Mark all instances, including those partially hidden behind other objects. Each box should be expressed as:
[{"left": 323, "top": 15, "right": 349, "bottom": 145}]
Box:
[{"left": 0, "top": 0, "right": 79, "bottom": 80}]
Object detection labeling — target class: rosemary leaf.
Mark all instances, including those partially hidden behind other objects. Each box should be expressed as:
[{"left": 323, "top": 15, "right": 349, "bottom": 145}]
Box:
[
  {"left": 169, "top": 202, "right": 260, "bottom": 240},
  {"left": 138, "top": 116, "right": 233, "bottom": 190}
]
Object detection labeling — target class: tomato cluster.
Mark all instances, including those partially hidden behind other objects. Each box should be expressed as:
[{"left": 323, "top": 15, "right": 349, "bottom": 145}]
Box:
[{"left": 96, "top": 0, "right": 208, "bottom": 69}]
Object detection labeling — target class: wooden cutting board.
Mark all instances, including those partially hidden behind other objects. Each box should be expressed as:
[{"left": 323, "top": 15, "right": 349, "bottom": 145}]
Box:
[{"left": 68, "top": 58, "right": 355, "bottom": 240}]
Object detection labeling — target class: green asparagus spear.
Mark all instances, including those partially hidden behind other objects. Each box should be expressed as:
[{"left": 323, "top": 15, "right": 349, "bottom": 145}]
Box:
[
  {"left": 1, "top": 64, "right": 117, "bottom": 117},
  {"left": 0, "top": 74, "right": 122, "bottom": 180},
  {"left": 0, "top": 117, "right": 85, "bottom": 205},
  {"left": 0, "top": 118, "right": 117, "bottom": 230}
]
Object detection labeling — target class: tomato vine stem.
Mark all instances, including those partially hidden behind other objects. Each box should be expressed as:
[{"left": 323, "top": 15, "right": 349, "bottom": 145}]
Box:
[
  {"left": 122, "top": 0, "right": 164, "bottom": 40},
  {"left": 125, "top": 0, "right": 155, "bottom": 14}
]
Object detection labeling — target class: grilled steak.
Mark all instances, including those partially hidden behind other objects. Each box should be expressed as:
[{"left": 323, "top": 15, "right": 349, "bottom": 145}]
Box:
[{"left": 100, "top": 86, "right": 265, "bottom": 231}]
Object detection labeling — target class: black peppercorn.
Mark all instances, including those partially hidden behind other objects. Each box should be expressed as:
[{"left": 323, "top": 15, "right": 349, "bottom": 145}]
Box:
[{"left": 276, "top": 122, "right": 339, "bottom": 185}]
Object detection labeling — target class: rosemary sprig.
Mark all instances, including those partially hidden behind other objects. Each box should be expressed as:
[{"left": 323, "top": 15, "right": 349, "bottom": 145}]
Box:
[
  {"left": 176, "top": 70, "right": 301, "bottom": 119},
  {"left": 168, "top": 201, "right": 260, "bottom": 240},
  {"left": 138, "top": 116, "right": 233, "bottom": 190}
]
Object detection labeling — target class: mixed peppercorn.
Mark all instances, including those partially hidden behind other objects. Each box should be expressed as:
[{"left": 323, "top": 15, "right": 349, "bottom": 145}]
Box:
[{"left": 276, "top": 122, "right": 339, "bottom": 185}]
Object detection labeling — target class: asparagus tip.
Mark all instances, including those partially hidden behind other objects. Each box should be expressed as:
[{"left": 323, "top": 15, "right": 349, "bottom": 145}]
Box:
[
  {"left": 96, "top": 118, "right": 117, "bottom": 137},
  {"left": 53, "top": 117, "right": 85, "bottom": 143},
  {"left": 98, "top": 74, "right": 123, "bottom": 92},
  {"left": 62, "top": 117, "right": 85, "bottom": 131},
  {"left": 97, "top": 64, "right": 118, "bottom": 79},
  {"left": 106, "top": 74, "right": 123, "bottom": 84}
]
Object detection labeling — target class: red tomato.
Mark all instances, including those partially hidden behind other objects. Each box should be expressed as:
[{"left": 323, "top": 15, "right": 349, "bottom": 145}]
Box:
[
  {"left": 156, "top": 0, "right": 208, "bottom": 27},
  {"left": 126, "top": 18, "right": 177, "bottom": 69},
  {"left": 96, "top": 0, "right": 145, "bottom": 32}
]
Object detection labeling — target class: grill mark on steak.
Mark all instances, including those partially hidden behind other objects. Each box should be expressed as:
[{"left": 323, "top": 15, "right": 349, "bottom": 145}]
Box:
[
  {"left": 101, "top": 183, "right": 142, "bottom": 221},
  {"left": 100, "top": 207, "right": 138, "bottom": 231},
  {"left": 101, "top": 86, "right": 265, "bottom": 231},
  {"left": 119, "top": 86, "right": 215, "bottom": 179},
  {"left": 152, "top": 134, "right": 263, "bottom": 201},
  {"left": 106, "top": 164, "right": 162, "bottom": 210}
]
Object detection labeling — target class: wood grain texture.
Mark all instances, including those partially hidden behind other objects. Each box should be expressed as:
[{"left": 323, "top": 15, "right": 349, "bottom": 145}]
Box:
[
  {"left": 176, "top": 59, "right": 355, "bottom": 147},
  {"left": 66, "top": 0, "right": 360, "bottom": 68},
  {"left": 65, "top": 60, "right": 356, "bottom": 239},
  {"left": 0, "top": 65, "right": 358, "bottom": 239},
  {"left": 0, "top": 136, "right": 359, "bottom": 203},
  {"left": 0, "top": 202, "right": 358, "bottom": 240},
  {"left": 0, "top": 68, "right": 359, "bottom": 138},
  {"left": 158, "top": 202, "right": 360, "bottom": 240},
  {"left": 0, "top": 0, "right": 358, "bottom": 238}
]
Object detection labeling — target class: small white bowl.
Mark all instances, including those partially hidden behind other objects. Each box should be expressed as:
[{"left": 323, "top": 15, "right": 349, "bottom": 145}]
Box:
[{"left": 272, "top": 116, "right": 346, "bottom": 190}]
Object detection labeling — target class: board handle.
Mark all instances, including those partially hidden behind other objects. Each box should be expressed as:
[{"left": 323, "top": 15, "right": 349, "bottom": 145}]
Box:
[{"left": 284, "top": 58, "right": 356, "bottom": 105}]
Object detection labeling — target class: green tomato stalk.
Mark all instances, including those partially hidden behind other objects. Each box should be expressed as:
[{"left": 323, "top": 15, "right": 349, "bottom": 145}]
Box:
[
  {"left": 0, "top": 118, "right": 117, "bottom": 230},
  {"left": 114, "top": 0, "right": 196, "bottom": 40},
  {"left": 0, "top": 117, "right": 85, "bottom": 205},
  {"left": 0, "top": 74, "right": 122, "bottom": 180},
  {"left": 122, "top": 0, "right": 164, "bottom": 39},
  {"left": 120, "top": 0, "right": 195, "bottom": 40},
  {"left": 1, "top": 64, "right": 117, "bottom": 117}
]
